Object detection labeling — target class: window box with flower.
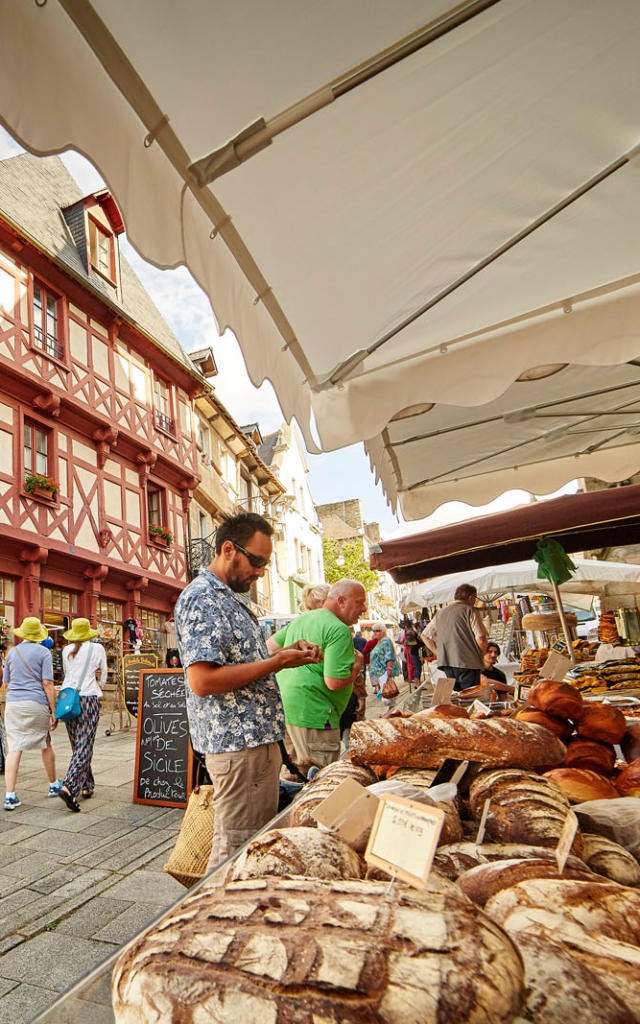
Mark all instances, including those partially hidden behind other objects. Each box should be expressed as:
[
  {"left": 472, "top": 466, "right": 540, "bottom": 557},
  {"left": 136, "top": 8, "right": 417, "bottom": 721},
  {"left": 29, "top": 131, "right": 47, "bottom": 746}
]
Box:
[
  {"left": 24, "top": 472, "right": 58, "bottom": 501},
  {"left": 149, "top": 522, "right": 173, "bottom": 547}
]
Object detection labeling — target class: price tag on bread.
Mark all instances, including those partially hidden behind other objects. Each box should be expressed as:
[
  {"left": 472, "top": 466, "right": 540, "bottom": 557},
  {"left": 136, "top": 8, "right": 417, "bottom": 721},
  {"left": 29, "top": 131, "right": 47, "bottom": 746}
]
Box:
[
  {"left": 541, "top": 650, "right": 572, "bottom": 682},
  {"left": 365, "top": 795, "right": 445, "bottom": 888},
  {"left": 312, "top": 778, "right": 379, "bottom": 844},
  {"left": 476, "top": 798, "right": 491, "bottom": 845},
  {"left": 555, "top": 809, "right": 579, "bottom": 872},
  {"left": 430, "top": 677, "right": 455, "bottom": 706}
]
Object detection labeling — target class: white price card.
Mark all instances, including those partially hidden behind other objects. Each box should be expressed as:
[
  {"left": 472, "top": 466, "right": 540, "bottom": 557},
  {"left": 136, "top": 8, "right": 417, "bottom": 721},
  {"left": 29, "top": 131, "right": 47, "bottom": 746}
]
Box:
[
  {"left": 365, "top": 795, "right": 445, "bottom": 889},
  {"left": 470, "top": 699, "right": 491, "bottom": 717},
  {"left": 430, "top": 678, "right": 455, "bottom": 706},
  {"left": 476, "top": 799, "right": 491, "bottom": 845},
  {"left": 555, "top": 810, "right": 579, "bottom": 872}
]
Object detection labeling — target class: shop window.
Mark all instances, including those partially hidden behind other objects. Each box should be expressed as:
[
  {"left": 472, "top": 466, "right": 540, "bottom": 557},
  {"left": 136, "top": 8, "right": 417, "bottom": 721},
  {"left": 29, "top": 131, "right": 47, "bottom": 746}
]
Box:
[
  {"left": 32, "top": 279, "right": 64, "bottom": 361},
  {"left": 24, "top": 419, "right": 51, "bottom": 477},
  {"left": 0, "top": 576, "right": 16, "bottom": 634},
  {"left": 139, "top": 607, "right": 165, "bottom": 652},
  {"left": 153, "top": 377, "right": 175, "bottom": 435},
  {"left": 88, "top": 216, "right": 116, "bottom": 282}
]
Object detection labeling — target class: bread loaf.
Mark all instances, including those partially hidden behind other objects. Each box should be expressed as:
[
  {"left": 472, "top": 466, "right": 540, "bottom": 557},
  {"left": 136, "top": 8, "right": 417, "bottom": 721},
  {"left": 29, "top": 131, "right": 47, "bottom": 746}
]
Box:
[
  {"left": 349, "top": 717, "right": 566, "bottom": 770},
  {"left": 414, "top": 704, "right": 470, "bottom": 719},
  {"left": 581, "top": 833, "right": 640, "bottom": 887},
  {"left": 615, "top": 758, "right": 640, "bottom": 797},
  {"left": 564, "top": 737, "right": 616, "bottom": 774},
  {"left": 543, "top": 767, "right": 619, "bottom": 802},
  {"left": 514, "top": 707, "right": 572, "bottom": 739},
  {"left": 469, "top": 768, "right": 583, "bottom": 854},
  {"left": 112, "top": 877, "right": 526, "bottom": 1024},
  {"left": 485, "top": 879, "right": 640, "bottom": 1023},
  {"left": 529, "top": 679, "right": 583, "bottom": 720},
  {"left": 228, "top": 827, "right": 363, "bottom": 883},
  {"left": 435, "top": 842, "right": 588, "bottom": 881},
  {"left": 576, "top": 703, "right": 627, "bottom": 744},
  {"left": 457, "top": 857, "right": 600, "bottom": 906},
  {"left": 384, "top": 767, "right": 464, "bottom": 846},
  {"left": 290, "top": 761, "right": 377, "bottom": 829},
  {"left": 621, "top": 722, "right": 640, "bottom": 764}
]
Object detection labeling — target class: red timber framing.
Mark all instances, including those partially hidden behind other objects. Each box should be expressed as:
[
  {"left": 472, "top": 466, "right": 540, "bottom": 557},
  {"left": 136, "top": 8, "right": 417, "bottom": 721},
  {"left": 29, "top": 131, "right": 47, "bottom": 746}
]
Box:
[{"left": 0, "top": 205, "right": 202, "bottom": 630}]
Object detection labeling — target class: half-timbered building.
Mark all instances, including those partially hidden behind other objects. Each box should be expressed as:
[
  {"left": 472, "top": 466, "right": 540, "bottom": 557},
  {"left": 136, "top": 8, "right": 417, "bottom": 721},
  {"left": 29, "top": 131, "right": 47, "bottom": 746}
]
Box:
[{"left": 0, "top": 153, "right": 206, "bottom": 681}]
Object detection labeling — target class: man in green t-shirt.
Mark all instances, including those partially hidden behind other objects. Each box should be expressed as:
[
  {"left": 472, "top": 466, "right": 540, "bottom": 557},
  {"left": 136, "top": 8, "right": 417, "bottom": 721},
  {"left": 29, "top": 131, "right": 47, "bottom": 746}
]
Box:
[{"left": 267, "top": 580, "right": 366, "bottom": 767}]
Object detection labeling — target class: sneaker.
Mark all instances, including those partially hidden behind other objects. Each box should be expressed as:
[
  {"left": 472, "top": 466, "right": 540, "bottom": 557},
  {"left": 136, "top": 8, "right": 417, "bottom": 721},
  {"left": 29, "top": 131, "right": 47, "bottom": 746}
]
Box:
[
  {"left": 4, "top": 794, "right": 21, "bottom": 810},
  {"left": 48, "top": 780, "right": 63, "bottom": 797}
]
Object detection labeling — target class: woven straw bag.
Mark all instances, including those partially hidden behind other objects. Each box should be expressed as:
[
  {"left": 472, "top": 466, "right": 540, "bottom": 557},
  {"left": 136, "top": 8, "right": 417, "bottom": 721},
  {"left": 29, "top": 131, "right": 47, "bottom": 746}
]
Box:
[{"left": 164, "top": 785, "right": 215, "bottom": 888}]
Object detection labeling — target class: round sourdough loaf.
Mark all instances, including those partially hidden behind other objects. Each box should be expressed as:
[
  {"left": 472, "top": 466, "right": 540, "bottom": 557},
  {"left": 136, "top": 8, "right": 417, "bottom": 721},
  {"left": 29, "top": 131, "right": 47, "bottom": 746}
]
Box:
[
  {"left": 348, "top": 717, "right": 566, "bottom": 770},
  {"left": 228, "top": 827, "right": 363, "bottom": 883},
  {"left": 543, "top": 767, "right": 620, "bottom": 802},
  {"left": 576, "top": 703, "right": 627, "bottom": 744},
  {"left": 290, "top": 761, "right": 377, "bottom": 829},
  {"left": 112, "top": 877, "right": 525, "bottom": 1024},
  {"left": 616, "top": 758, "right": 640, "bottom": 797},
  {"left": 581, "top": 833, "right": 640, "bottom": 887},
  {"left": 484, "top": 879, "right": 640, "bottom": 1023},
  {"left": 514, "top": 707, "right": 572, "bottom": 739},
  {"left": 528, "top": 680, "right": 584, "bottom": 721},
  {"left": 435, "top": 842, "right": 587, "bottom": 881},
  {"left": 564, "top": 737, "right": 616, "bottom": 773},
  {"left": 622, "top": 722, "right": 640, "bottom": 764},
  {"left": 457, "top": 857, "right": 600, "bottom": 906}
]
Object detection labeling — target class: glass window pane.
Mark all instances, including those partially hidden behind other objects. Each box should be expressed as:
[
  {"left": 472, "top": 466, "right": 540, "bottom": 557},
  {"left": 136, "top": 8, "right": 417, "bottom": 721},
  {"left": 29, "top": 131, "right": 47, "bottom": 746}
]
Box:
[
  {"left": 36, "top": 429, "right": 48, "bottom": 456},
  {"left": 42, "top": 588, "right": 51, "bottom": 608},
  {"left": 35, "top": 452, "right": 47, "bottom": 475}
]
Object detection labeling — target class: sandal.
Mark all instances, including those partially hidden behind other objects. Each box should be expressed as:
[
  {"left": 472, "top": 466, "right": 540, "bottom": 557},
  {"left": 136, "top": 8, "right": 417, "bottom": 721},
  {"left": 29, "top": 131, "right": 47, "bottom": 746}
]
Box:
[
  {"left": 58, "top": 788, "right": 80, "bottom": 813},
  {"left": 81, "top": 790, "right": 93, "bottom": 799}
]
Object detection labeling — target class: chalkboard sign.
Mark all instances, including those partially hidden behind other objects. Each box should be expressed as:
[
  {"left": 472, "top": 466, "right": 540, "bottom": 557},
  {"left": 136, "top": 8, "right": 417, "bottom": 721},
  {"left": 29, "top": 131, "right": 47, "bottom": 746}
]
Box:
[
  {"left": 123, "top": 652, "right": 158, "bottom": 717},
  {"left": 134, "top": 669, "right": 193, "bottom": 808}
]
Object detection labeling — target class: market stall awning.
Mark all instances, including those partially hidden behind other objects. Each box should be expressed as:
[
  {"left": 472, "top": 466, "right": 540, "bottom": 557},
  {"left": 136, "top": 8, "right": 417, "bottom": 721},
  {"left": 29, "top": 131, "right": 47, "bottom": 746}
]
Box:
[
  {"left": 403, "top": 556, "right": 640, "bottom": 607},
  {"left": 2, "top": 1, "right": 640, "bottom": 517},
  {"left": 371, "top": 483, "right": 640, "bottom": 582}
]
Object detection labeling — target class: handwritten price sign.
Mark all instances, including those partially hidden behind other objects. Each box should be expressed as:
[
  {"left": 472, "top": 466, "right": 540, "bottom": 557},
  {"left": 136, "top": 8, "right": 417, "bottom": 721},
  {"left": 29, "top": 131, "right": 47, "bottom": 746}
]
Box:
[{"left": 365, "top": 795, "right": 445, "bottom": 888}]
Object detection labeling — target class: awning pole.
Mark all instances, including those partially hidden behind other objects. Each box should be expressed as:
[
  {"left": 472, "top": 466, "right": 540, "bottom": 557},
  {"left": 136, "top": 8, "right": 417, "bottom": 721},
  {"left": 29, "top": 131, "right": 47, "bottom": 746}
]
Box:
[{"left": 550, "top": 579, "right": 576, "bottom": 665}]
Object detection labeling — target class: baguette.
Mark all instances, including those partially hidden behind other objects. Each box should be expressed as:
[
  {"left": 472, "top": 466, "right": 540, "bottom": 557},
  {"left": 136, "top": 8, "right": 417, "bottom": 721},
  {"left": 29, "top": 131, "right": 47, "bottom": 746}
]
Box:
[{"left": 349, "top": 717, "right": 566, "bottom": 770}]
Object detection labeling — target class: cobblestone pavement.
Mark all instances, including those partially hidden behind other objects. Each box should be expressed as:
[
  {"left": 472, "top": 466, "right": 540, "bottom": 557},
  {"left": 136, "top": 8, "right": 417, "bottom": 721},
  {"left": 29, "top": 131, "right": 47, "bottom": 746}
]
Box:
[{"left": 0, "top": 717, "right": 185, "bottom": 1023}]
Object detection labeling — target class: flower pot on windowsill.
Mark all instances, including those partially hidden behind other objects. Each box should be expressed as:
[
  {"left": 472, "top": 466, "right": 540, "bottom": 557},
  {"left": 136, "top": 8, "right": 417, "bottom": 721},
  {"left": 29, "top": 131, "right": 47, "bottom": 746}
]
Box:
[
  {"left": 32, "top": 485, "right": 57, "bottom": 501},
  {"left": 153, "top": 535, "right": 168, "bottom": 547}
]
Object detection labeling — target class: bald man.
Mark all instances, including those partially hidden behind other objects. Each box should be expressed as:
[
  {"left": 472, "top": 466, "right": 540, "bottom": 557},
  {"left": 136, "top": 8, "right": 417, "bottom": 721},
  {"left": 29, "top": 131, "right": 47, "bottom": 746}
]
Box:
[{"left": 267, "top": 580, "right": 367, "bottom": 767}]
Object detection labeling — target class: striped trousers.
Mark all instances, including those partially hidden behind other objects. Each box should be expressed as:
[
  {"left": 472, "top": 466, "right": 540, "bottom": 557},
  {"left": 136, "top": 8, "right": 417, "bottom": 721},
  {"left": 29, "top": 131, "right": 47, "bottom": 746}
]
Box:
[{"left": 63, "top": 696, "right": 101, "bottom": 798}]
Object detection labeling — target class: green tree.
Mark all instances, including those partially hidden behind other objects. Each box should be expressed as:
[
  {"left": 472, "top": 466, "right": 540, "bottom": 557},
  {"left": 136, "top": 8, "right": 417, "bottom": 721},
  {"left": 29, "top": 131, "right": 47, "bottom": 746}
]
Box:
[{"left": 323, "top": 537, "right": 380, "bottom": 592}]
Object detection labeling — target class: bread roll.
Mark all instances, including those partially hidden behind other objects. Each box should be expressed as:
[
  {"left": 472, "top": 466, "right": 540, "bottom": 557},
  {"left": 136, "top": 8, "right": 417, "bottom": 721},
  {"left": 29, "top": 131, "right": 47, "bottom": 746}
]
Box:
[
  {"left": 576, "top": 703, "right": 627, "bottom": 744},
  {"left": 457, "top": 857, "right": 600, "bottom": 906},
  {"left": 621, "top": 722, "right": 640, "bottom": 764},
  {"left": 564, "top": 737, "right": 616, "bottom": 774},
  {"left": 349, "top": 717, "right": 566, "bottom": 770},
  {"left": 228, "top": 827, "right": 363, "bottom": 883},
  {"left": 615, "top": 758, "right": 640, "bottom": 797},
  {"left": 112, "top": 877, "right": 526, "bottom": 1024},
  {"left": 529, "top": 679, "right": 583, "bottom": 721},
  {"left": 514, "top": 707, "right": 572, "bottom": 740},
  {"left": 581, "top": 833, "right": 640, "bottom": 887},
  {"left": 485, "top": 879, "right": 640, "bottom": 1022},
  {"left": 414, "top": 704, "right": 470, "bottom": 719},
  {"left": 469, "top": 768, "right": 583, "bottom": 854},
  {"left": 543, "top": 768, "right": 619, "bottom": 803}
]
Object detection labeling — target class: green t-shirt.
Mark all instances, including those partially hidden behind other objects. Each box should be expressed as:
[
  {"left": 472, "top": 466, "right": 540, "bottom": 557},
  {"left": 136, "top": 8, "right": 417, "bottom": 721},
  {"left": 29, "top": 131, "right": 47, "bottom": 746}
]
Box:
[{"left": 272, "top": 609, "right": 354, "bottom": 729}]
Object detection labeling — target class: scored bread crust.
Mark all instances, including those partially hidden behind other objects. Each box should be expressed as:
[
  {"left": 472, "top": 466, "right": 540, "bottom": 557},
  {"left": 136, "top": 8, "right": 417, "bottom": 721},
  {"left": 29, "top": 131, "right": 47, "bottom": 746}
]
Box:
[
  {"left": 112, "top": 877, "right": 525, "bottom": 1024},
  {"left": 349, "top": 718, "right": 566, "bottom": 770}
]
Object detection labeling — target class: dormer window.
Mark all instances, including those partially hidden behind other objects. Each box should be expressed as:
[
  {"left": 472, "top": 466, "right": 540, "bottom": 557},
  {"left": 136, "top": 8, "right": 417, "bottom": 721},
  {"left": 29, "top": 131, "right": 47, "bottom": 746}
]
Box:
[{"left": 88, "top": 217, "right": 116, "bottom": 282}]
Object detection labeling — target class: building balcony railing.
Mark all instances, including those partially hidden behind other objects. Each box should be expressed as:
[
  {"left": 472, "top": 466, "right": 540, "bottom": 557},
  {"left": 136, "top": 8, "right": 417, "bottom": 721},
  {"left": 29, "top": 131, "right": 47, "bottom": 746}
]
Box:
[
  {"left": 155, "top": 409, "right": 176, "bottom": 435},
  {"left": 33, "top": 325, "right": 65, "bottom": 361},
  {"left": 235, "top": 496, "right": 266, "bottom": 516},
  {"left": 187, "top": 535, "right": 214, "bottom": 580}
]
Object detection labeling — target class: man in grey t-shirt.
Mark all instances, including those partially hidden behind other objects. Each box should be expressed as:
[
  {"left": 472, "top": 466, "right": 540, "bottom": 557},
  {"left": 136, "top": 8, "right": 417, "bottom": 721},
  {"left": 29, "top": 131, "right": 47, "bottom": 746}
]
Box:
[{"left": 421, "top": 584, "right": 488, "bottom": 691}]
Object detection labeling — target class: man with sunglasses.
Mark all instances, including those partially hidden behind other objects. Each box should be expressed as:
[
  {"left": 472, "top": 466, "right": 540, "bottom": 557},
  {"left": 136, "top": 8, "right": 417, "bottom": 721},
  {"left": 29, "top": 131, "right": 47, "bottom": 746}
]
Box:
[{"left": 175, "top": 513, "right": 321, "bottom": 870}]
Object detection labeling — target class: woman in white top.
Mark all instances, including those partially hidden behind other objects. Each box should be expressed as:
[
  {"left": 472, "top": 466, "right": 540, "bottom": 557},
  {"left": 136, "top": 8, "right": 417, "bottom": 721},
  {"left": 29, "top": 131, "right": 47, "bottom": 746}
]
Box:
[{"left": 58, "top": 618, "right": 106, "bottom": 813}]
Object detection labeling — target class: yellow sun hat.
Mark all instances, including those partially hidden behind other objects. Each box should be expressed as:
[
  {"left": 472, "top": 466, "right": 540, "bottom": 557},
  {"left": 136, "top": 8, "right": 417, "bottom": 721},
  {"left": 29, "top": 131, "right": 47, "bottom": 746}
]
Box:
[
  {"left": 14, "top": 616, "right": 48, "bottom": 642},
  {"left": 63, "top": 618, "right": 99, "bottom": 642}
]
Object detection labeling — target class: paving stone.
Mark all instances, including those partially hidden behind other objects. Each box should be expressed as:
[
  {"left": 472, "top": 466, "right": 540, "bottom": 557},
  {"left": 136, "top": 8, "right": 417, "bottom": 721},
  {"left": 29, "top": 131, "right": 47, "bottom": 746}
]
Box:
[
  {"left": 0, "top": 823, "right": 45, "bottom": 845},
  {"left": 121, "top": 835, "right": 176, "bottom": 875},
  {"left": 79, "top": 819, "right": 135, "bottom": 840},
  {"left": 0, "top": 846, "right": 23, "bottom": 869},
  {"left": 146, "top": 807, "right": 185, "bottom": 829},
  {"left": 0, "top": 936, "right": 25, "bottom": 955},
  {"left": 17, "top": 874, "right": 117, "bottom": 938},
  {"left": 92, "top": 763, "right": 135, "bottom": 787},
  {"left": 0, "top": 981, "right": 17, "bottom": 999},
  {"left": 6, "top": 805, "right": 110, "bottom": 834},
  {"left": 74, "top": 826, "right": 170, "bottom": 870},
  {"left": 0, "top": 982, "right": 54, "bottom": 1022},
  {"left": 0, "top": 851, "right": 64, "bottom": 879},
  {"left": 3, "top": 869, "right": 110, "bottom": 936},
  {"left": 56, "top": 897, "right": 134, "bottom": 938},
  {"left": 93, "top": 901, "right": 166, "bottom": 944},
  {"left": 0, "top": 932, "right": 117, "bottom": 991},
  {"left": 22, "top": 828, "right": 98, "bottom": 858},
  {"left": 104, "top": 868, "right": 185, "bottom": 906},
  {"left": 28, "top": 863, "right": 80, "bottom": 894}
]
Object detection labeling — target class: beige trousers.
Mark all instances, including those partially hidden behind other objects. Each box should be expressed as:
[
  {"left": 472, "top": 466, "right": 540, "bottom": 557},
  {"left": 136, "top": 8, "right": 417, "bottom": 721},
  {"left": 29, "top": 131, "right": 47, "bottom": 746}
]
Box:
[
  {"left": 286, "top": 724, "right": 341, "bottom": 769},
  {"left": 205, "top": 741, "right": 280, "bottom": 872}
]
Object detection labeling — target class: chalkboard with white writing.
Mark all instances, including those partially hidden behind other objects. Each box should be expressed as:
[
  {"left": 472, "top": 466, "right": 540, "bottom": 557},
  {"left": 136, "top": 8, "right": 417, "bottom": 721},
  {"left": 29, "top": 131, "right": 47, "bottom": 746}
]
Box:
[
  {"left": 123, "top": 652, "right": 158, "bottom": 718},
  {"left": 134, "top": 669, "right": 193, "bottom": 807}
]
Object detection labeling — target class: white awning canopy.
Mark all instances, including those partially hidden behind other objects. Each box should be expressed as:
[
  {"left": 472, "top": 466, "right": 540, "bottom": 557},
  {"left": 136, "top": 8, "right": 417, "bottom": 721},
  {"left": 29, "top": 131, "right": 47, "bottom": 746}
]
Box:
[{"left": 2, "top": 0, "right": 640, "bottom": 516}]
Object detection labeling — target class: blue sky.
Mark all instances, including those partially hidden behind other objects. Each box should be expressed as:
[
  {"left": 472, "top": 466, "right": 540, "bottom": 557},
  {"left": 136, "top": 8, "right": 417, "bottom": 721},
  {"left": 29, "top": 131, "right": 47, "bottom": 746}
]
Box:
[{"left": 0, "top": 128, "right": 577, "bottom": 537}]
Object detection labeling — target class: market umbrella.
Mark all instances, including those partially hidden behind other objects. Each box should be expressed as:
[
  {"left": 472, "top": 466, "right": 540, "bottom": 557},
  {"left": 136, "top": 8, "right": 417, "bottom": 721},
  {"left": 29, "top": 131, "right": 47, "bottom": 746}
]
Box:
[{"left": 2, "top": 0, "right": 640, "bottom": 517}]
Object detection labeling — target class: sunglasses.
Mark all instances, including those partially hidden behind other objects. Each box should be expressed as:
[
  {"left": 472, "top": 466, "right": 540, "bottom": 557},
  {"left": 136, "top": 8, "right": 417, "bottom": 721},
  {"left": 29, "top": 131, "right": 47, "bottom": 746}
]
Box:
[{"left": 232, "top": 541, "right": 270, "bottom": 569}]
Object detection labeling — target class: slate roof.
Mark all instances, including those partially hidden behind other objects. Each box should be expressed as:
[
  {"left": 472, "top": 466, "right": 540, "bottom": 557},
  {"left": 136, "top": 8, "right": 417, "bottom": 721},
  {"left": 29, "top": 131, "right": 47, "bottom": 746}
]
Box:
[
  {"left": 0, "top": 153, "right": 199, "bottom": 377},
  {"left": 257, "top": 429, "right": 280, "bottom": 467}
]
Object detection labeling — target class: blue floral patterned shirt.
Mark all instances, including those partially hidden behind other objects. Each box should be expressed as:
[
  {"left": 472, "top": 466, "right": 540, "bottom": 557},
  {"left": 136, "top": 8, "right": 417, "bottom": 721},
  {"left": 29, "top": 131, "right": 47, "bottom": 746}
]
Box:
[{"left": 174, "top": 569, "right": 285, "bottom": 754}]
